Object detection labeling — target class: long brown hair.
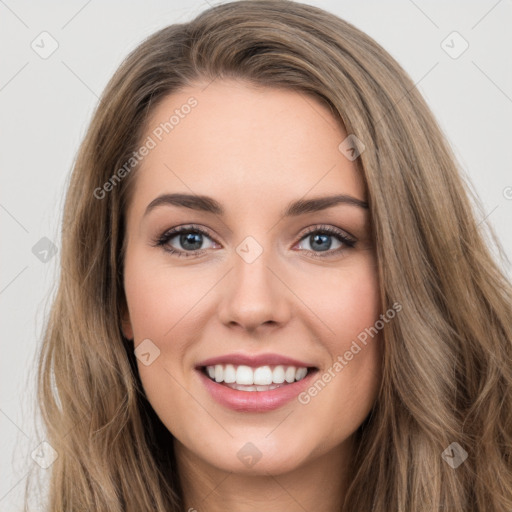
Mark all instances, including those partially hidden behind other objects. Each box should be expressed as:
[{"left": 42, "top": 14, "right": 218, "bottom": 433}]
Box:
[{"left": 27, "top": 1, "right": 512, "bottom": 510}]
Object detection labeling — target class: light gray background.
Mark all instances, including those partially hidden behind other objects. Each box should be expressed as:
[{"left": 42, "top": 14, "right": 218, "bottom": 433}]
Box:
[{"left": 1, "top": 0, "right": 511, "bottom": 510}]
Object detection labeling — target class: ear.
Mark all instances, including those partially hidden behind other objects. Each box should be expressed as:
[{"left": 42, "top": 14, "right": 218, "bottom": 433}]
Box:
[{"left": 120, "top": 298, "right": 134, "bottom": 340}]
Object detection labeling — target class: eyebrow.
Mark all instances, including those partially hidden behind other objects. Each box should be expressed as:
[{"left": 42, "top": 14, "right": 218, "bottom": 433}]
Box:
[{"left": 144, "top": 193, "right": 369, "bottom": 218}]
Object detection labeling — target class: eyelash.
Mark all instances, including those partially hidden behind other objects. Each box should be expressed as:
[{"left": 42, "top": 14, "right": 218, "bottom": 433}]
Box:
[{"left": 152, "top": 223, "right": 357, "bottom": 259}]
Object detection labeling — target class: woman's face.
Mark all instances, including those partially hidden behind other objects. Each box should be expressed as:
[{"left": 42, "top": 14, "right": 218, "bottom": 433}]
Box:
[{"left": 122, "top": 80, "right": 382, "bottom": 475}]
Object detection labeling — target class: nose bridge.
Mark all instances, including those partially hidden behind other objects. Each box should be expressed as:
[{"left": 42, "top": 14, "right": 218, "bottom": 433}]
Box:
[{"left": 216, "top": 233, "right": 290, "bottom": 330}]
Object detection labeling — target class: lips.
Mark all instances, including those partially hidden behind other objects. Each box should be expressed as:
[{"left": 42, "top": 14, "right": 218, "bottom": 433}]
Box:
[
  {"left": 196, "top": 352, "right": 315, "bottom": 368},
  {"left": 195, "top": 352, "right": 319, "bottom": 412},
  {"left": 197, "top": 367, "right": 318, "bottom": 412}
]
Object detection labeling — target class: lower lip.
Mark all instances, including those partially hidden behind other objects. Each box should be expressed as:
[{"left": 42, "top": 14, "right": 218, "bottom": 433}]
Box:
[{"left": 197, "top": 368, "right": 318, "bottom": 412}]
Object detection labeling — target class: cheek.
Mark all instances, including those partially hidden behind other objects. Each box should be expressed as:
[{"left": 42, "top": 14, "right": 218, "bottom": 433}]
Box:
[
  {"left": 304, "top": 258, "right": 381, "bottom": 347},
  {"left": 297, "top": 259, "right": 382, "bottom": 421},
  {"left": 123, "top": 251, "right": 214, "bottom": 341},
  {"left": 123, "top": 254, "right": 201, "bottom": 435}
]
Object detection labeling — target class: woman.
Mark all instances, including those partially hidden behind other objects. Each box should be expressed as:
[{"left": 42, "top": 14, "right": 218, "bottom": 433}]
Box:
[{"left": 30, "top": 1, "right": 512, "bottom": 510}]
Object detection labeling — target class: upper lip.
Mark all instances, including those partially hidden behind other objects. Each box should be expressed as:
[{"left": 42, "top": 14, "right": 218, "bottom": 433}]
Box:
[{"left": 196, "top": 353, "right": 317, "bottom": 369}]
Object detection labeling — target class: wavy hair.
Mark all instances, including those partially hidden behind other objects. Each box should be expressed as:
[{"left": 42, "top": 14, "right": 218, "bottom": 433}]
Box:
[{"left": 27, "top": 0, "right": 512, "bottom": 510}]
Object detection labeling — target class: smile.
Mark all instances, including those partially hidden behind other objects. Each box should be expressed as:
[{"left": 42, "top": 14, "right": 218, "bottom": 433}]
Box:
[
  {"left": 203, "top": 364, "right": 310, "bottom": 391},
  {"left": 195, "top": 354, "right": 319, "bottom": 412}
]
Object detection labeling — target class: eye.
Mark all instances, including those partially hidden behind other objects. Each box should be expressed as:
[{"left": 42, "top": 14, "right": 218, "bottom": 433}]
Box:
[
  {"left": 152, "top": 224, "right": 217, "bottom": 258},
  {"left": 152, "top": 224, "right": 357, "bottom": 259},
  {"left": 294, "top": 225, "right": 356, "bottom": 258}
]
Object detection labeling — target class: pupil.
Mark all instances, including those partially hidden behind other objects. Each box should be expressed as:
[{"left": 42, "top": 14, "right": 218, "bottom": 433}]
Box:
[
  {"left": 311, "top": 233, "right": 331, "bottom": 251},
  {"left": 181, "top": 232, "right": 202, "bottom": 250}
]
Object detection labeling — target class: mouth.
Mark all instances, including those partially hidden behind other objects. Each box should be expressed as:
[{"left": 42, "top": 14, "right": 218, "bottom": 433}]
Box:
[
  {"left": 196, "top": 362, "right": 319, "bottom": 412},
  {"left": 200, "top": 364, "right": 318, "bottom": 392}
]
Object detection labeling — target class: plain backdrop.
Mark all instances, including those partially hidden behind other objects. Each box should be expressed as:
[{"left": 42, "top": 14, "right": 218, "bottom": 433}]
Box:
[{"left": 1, "top": 0, "right": 511, "bottom": 509}]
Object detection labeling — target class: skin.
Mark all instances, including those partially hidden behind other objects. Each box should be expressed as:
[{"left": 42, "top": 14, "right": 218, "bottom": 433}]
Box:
[{"left": 121, "top": 79, "right": 383, "bottom": 512}]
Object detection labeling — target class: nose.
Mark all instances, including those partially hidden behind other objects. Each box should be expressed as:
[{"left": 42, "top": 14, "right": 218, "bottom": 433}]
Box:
[{"left": 216, "top": 241, "right": 291, "bottom": 333}]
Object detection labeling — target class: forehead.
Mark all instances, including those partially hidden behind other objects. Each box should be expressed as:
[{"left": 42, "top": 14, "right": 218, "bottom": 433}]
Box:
[{"left": 129, "top": 80, "right": 366, "bottom": 217}]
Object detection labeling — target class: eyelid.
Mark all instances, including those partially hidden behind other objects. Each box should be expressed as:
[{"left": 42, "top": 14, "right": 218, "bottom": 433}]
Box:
[
  {"left": 157, "top": 223, "right": 219, "bottom": 242},
  {"left": 299, "top": 224, "right": 356, "bottom": 242}
]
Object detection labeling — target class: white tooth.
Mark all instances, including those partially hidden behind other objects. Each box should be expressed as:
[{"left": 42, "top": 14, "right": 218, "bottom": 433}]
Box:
[
  {"left": 285, "top": 366, "right": 296, "bottom": 383},
  {"left": 214, "top": 364, "right": 224, "bottom": 383},
  {"left": 225, "top": 383, "right": 282, "bottom": 392},
  {"left": 272, "top": 365, "right": 285, "bottom": 383},
  {"left": 223, "top": 364, "right": 236, "bottom": 383},
  {"left": 236, "top": 365, "right": 254, "bottom": 385},
  {"left": 256, "top": 384, "right": 280, "bottom": 391},
  {"left": 231, "top": 383, "right": 258, "bottom": 391},
  {"left": 253, "top": 366, "right": 273, "bottom": 385},
  {"left": 209, "top": 363, "right": 308, "bottom": 385},
  {"left": 295, "top": 367, "right": 308, "bottom": 381}
]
